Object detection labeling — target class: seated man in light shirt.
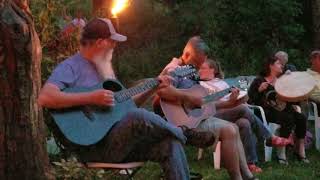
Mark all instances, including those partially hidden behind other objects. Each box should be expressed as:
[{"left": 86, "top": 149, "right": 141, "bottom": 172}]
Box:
[
  {"left": 306, "top": 50, "right": 320, "bottom": 121},
  {"left": 306, "top": 50, "right": 320, "bottom": 103}
]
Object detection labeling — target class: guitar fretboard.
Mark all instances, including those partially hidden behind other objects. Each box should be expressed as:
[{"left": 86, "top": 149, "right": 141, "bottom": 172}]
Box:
[
  {"left": 115, "top": 79, "right": 159, "bottom": 103},
  {"left": 203, "top": 87, "right": 233, "bottom": 104}
]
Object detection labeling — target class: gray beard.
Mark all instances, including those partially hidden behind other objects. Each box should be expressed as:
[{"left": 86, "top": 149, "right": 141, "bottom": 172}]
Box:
[{"left": 92, "top": 49, "right": 116, "bottom": 80}]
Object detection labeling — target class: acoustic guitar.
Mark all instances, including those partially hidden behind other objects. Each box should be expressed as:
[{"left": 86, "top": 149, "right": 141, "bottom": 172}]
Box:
[
  {"left": 50, "top": 65, "right": 198, "bottom": 146},
  {"left": 160, "top": 85, "right": 233, "bottom": 128}
]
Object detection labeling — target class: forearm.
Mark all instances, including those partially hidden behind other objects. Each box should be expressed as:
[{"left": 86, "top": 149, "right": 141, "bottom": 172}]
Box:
[
  {"left": 133, "top": 88, "right": 157, "bottom": 107},
  {"left": 215, "top": 100, "right": 236, "bottom": 109},
  {"left": 157, "top": 84, "right": 203, "bottom": 107},
  {"left": 157, "top": 86, "right": 189, "bottom": 102},
  {"left": 38, "top": 84, "right": 94, "bottom": 109}
]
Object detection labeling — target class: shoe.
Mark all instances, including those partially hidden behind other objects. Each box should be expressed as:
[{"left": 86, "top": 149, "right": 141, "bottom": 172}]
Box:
[
  {"left": 247, "top": 176, "right": 259, "bottom": 180},
  {"left": 247, "top": 164, "right": 263, "bottom": 173},
  {"left": 160, "top": 171, "right": 203, "bottom": 180},
  {"left": 276, "top": 156, "right": 289, "bottom": 165},
  {"left": 190, "top": 171, "right": 203, "bottom": 180},
  {"left": 265, "top": 135, "right": 293, "bottom": 147},
  {"left": 179, "top": 125, "right": 215, "bottom": 148},
  {"left": 294, "top": 153, "right": 310, "bottom": 164}
]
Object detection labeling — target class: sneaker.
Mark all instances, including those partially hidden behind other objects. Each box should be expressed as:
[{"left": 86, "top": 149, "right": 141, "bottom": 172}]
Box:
[
  {"left": 247, "top": 164, "right": 263, "bottom": 173},
  {"left": 294, "top": 153, "right": 310, "bottom": 164},
  {"left": 276, "top": 156, "right": 289, "bottom": 165},
  {"left": 190, "top": 171, "right": 203, "bottom": 180},
  {"left": 265, "top": 135, "right": 293, "bottom": 147},
  {"left": 180, "top": 125, "right": 215, "bottom": 148}
]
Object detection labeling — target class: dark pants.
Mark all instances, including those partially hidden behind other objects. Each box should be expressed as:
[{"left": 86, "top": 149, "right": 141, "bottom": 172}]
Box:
[
  {"left": 264, "top": 107, "right": 307, "bottom": 139},
  {"left": 79, "top": 108, "right": 190, "bottom": 180}
]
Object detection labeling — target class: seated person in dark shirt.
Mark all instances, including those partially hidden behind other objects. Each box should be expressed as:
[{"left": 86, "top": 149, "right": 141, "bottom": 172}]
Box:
[{"left": 248, "top": 55, "right": 309, "bottom": 164}]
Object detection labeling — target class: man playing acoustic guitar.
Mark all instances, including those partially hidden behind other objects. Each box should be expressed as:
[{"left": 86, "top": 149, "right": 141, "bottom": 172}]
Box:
[
  {"left": 38, "top": 18, "right": 215, "bottom": 180},
  {"left": 155, "top": 36, "right": 258, "bottom": 180}
]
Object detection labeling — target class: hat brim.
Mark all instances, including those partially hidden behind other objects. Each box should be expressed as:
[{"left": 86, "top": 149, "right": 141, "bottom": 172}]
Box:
[{"left": 110, "top": 33, "right": 127, "bottom": 42}]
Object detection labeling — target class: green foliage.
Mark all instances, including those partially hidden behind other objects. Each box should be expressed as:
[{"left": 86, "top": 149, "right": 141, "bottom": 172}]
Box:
[
  {"left": 31, "top": 0, "right": 91, "bottom": 60},
  {"left": 169, "top": 0, "right": 307, "bottom": 76},
  {"left": 31, "top": 0, "right": 312, "bottom": 82},
  {"left": 41, "top": 55, "right": 56, "bottom": 83},
  {"left": 111, "top": 0, "right": 311, "bottom": 82}
]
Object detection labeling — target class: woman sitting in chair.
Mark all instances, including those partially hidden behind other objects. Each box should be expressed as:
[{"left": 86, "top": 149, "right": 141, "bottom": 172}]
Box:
[
  {"left": 248, "top": 55, "right": 309, "bottom": 164},
  {"left": 199, "top": 58, "right": 294, "bottom": 172}
]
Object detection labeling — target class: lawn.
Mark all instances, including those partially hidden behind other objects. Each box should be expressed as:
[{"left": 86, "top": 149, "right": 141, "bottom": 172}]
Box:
[
  {"left": 128, "top": 146, "right": 320, "bottom": 180},
  {"left": 50, "top": 139, "right": 320, "bottom": 179}
]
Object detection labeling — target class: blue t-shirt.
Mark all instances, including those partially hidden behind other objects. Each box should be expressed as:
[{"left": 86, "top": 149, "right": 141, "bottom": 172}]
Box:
[{"left": 47, "top": 53, "right": 104, "bottom": 89}]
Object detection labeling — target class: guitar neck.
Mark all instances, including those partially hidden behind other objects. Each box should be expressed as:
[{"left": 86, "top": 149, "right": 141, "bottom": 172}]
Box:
[
  {"left": 115, "top": 78, "right": 159, "bottom": 103},
  {"left": 202, "top": 87, "right": 233, "bottom": 104}
]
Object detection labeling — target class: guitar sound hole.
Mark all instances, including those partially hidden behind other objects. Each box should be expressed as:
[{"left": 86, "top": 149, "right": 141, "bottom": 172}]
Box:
[
  {"left": 103, "top": 81, "right": 123, "bottom": 92},
  {"left": 189, "top": 108, "right": 203, "bottom": 117}
]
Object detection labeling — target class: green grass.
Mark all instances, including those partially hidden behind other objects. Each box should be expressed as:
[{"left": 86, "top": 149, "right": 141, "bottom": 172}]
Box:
[
  {"left": 50, "top": 142, "right": 320, "bottom": 179},
  {"left": 123, "top": 146, "right": 320, "bottom": 180}
]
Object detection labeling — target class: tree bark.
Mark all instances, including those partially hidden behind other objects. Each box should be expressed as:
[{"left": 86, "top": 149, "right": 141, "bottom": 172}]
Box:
[
  {"left": 312, "top": 0, "right": 320, "bottom": 48},
  {"left": 92, "top": 0, "right": 112, "bottom": 17},
  {"left": 0, "top": 0, "right": 51, "bottom": 179}
]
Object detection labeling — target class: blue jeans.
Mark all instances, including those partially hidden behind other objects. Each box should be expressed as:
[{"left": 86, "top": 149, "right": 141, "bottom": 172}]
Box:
[
  {"left": 215, "top": 104, "right": 271, "bottom": 163},
  {"left": 79, "top": 108, "right": 189, "bottom": 180}
]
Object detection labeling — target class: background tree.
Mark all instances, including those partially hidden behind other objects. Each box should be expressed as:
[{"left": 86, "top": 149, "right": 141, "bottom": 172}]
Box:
[
  {"left": 0, "top": 0, "right": 51, "bottom": 179},
  {"left": 312, "top": 0, "right": 320, "bottom": 48},
  {"left": 92, "top": 0, "right": 112, "bottom": 17}
]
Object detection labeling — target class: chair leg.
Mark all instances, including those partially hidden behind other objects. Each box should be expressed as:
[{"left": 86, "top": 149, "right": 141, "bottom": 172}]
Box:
[
  {"left": 276, "top": 146, "right": 286, "bottom": 160},
  {"left": 315, "top": 120, "right": 320, "bottom": 151},
  {"left": 265, "top": 123, "right": 281, "bottom": 162},
  {"left": 309, "top": 102, "right": 320, "bottom": 151},
  {"left": 197, "top": 148, "right": 204, "bottom": 160},
  {"left": 213, "top": 141, "right": 221, "bottom": 170}
]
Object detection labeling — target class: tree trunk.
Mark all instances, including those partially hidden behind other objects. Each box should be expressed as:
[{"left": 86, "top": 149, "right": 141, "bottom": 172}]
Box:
[
  {"left": 92, "top": 0, "right": 112, "bottom": 17},
  {"left": 0, "top": 0, "right": 52, "bottom": 179},
  {"left": 312, "top": 0, "right": 320, "bottom": 48}
]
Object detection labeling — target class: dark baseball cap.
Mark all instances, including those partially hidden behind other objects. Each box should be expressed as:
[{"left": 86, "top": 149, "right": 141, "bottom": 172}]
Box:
[{"left": 81, "top": 18, "right": 127, "bottom": 42}]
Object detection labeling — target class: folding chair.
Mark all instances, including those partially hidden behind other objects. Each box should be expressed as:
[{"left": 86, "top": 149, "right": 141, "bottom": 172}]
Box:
[
  {"left": 48, "top": 134, "right": 144, "bottom": 180},
  {"left": 84, "top": 162, "right": 144, "bottom": 180}
]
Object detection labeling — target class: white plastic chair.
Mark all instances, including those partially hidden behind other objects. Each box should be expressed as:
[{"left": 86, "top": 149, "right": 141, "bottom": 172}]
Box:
[
  {"left": 307, "top": 102, "right": 320, "bottom": 151},
  {"left": 197, "top": 141, "right": 221, "bottom": 170},
  {"left": 246, "top": 104, "right": 278, "bottom": 162}
]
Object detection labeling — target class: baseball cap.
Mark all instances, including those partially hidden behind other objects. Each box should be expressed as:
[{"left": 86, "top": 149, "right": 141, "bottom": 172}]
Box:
[{"left": 81, "top": 18, "right": 127, "bottom": 42}]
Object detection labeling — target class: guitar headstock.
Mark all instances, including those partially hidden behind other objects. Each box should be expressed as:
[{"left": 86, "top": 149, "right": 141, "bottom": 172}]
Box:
[{"left": 171, "top": 65, "right": 200, "bottom": 80}]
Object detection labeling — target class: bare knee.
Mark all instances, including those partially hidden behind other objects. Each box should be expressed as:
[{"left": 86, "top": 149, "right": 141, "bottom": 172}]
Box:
[
  {"left": 235, "top": 118, "right": 251, "bottom": 131},
  {"left": 220, "top": 124, "right": 238, "bottom": 139}
]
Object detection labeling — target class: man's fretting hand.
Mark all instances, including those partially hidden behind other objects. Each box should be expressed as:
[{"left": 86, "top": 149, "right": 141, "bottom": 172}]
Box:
[{"left": 157, "top": 75, "right": 174, "bottom": 89}]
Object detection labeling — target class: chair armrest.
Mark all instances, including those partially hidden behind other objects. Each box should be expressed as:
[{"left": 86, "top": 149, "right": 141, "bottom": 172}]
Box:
[
  {"left": 310, "top": 101, "right": 319, "bottom": 118},
  {"left": 247, "top": 104, "right": 268, "bottom": 127}
]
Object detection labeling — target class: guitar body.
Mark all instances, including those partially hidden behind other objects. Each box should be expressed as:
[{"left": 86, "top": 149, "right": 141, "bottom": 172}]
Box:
[
  {"left": 50, "top": 79, "right": 136, "bottom": 146},
  {"left": 160, "top": 85, "right": 216, "bottom": 128}
]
